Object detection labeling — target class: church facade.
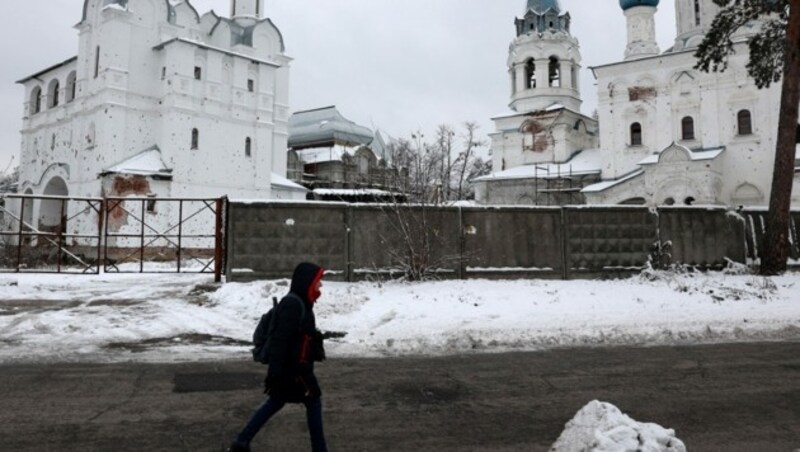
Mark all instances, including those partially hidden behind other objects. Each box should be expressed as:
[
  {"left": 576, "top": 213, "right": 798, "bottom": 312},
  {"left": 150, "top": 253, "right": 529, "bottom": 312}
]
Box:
[
  {"left": 476, "top": 0, "right": 800, "bottom": 208},
  {"left": 11, "top": 0, "right": 305, "bottom": 237}
]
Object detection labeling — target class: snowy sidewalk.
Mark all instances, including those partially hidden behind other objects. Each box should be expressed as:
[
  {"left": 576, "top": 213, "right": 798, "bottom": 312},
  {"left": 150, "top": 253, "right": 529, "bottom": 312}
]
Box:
[{"left": 0, "top": 267, "right": 799, "bottom": 363}]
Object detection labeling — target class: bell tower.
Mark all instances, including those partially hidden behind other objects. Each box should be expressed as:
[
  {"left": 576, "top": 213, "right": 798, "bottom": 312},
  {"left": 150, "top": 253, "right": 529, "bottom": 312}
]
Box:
[
  {"left": 620, "top": 0, "right": 660, "bottom": 60},
  {"left": 231, "top": 0, "right": 265, "bottom": 26},
  {"left": 508, "top": 0, "right": 582, "bottom": 113}
]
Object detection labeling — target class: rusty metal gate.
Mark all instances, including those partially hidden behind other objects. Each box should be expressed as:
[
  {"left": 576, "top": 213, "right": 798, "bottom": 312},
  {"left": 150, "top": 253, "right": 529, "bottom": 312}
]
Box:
[{"left": 0, "top": 195, "right": 226, "bottom": 281}]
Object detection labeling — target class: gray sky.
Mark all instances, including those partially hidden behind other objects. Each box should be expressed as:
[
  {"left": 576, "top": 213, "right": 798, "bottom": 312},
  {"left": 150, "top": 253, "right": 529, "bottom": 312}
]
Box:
[{"left": 0, "top": 0, "right": 679, "bottom": 175}]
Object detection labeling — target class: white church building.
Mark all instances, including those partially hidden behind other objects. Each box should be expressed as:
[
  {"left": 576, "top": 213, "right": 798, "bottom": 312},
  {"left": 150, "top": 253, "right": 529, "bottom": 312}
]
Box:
[
  {"left": 476, "top": 0, "right": 800, "bottom": 208},
  {"left": 11, "top": 0, "right": 305, "bottom": 238}
]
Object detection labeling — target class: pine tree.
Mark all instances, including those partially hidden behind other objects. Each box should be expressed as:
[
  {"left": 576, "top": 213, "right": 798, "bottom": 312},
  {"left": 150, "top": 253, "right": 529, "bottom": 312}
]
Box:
[{"left": 695, "top": 0, "right": 800, "bottom": 275}]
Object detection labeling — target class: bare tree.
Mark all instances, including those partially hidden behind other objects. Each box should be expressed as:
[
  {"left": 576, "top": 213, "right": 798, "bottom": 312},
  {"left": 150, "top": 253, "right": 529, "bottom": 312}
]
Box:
[
  {"left": 374, "top": 123, "right": 490, "bottom": 280},
  {"left": 0, "top": 166, "right": 18, "bottom": 191},
  {"left": 453, "top": 122, "right": 488, "bottom": 201}
]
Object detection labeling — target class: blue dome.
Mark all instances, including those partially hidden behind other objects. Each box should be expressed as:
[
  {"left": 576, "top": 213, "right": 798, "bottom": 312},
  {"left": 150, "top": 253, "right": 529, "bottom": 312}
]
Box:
[
  {"left": 619, "top": 0, "right": 659, "bottom": 10},
  {"left": 526, "top": 0, "right": 560, "bottom": 14}
]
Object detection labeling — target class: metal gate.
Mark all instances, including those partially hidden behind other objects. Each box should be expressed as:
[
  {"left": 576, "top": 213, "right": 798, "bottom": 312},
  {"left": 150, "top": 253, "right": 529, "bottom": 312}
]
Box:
[{"left": 0, "top": 195, "right": 226, "bottom": 282}]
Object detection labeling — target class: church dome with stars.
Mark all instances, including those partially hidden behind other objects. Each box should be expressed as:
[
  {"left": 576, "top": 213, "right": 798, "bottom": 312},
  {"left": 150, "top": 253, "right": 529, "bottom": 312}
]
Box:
[{"left": 619, "top": 0, "right": 659, "bottom": 11}]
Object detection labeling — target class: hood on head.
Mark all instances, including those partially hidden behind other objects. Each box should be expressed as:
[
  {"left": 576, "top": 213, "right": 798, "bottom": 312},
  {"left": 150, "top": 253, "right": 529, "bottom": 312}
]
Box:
[{"left": 290, "top": 262, "right": 324, "bottom": 303}]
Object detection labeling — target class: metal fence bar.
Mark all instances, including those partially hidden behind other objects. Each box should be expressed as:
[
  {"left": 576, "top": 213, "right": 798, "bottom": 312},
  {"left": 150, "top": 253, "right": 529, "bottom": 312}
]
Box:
[{"left": 2, "top": 195, "right": 224, "bottom": 276}]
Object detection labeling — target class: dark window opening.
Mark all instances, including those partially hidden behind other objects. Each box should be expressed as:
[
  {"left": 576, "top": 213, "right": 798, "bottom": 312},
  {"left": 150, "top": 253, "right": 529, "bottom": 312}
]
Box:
[
  {"left": 161, "top": 67, "right": 166, "bottom": 80},
  {"left": 684, "top": 197, "right": 696, "bottom": 206},
  {"left": 146, "top": 196, "right": 157, "bottom": 213},
  {"left": 525, "top": 60, "right": 536, "bottom": 89},
  {"left": 630, "top": 122, "right": 643, "bottom": 146},
  {"left": 67, "top": 73, "right": 77, "bottom": 102},
  {"left": 681, "top": 116, "right": 695, "bottom": 140},
  {"left": 737, "top": 110, "right": 753, "bottom": 135},
  {"left": 50, "top": 81, "right": 60, "bottom": 108},
  {"left": 51, "top": 134, "right": 56, "bottom": 150},
  {"left": 694, "top": 0, "right": 701, "bottom": 26},
  {"left": 664, "top": 197, "right": 676, "bottom": 206},
  {"left": 247, "top": 79, "right": 254, "bottom": 92},
  {"left": 194, "top": 66, "right": 202, "bottom": 80},
  {"left": 191, "top": 128, "right": 199, "bottom": 150},
  {"left": 245, "top": 137, "right": 252, "bottom": 157},
  {"left": 94, "top": 46, "right": 100, "bottom": 78},
  {"left": 549, "top": 56, "right": 560, "bottom": 87},
  {"left": 32, "top": 88, "right": 42, "bottom": 114}
]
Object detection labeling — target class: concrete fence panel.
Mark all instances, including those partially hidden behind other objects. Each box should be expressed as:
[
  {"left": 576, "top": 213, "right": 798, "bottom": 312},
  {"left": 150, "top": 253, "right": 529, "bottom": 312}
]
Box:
[
  {"left": 658, "top": 207, "right": 747, "bottom": 268},
  {"left": 461, "top": 207, "right": 563, "bottom": 279},
  {"left": 349, "top": 205, "right": 462, "bottom": 280},
  {"left": 227, "top": 202, "right": 348, "bottom": 281},
  {"left": 563, "top": 207, "right": 658, "bottom": 277}
]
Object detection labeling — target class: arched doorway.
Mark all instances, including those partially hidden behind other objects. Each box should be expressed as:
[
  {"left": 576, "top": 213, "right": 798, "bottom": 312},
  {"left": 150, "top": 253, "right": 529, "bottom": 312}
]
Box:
[{"left": 39, "top": 177, "right": 68, "bottom": 233}]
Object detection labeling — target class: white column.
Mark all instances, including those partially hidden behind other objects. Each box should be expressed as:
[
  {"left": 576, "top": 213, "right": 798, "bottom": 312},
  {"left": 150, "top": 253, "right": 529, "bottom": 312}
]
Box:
[
  {"left": 560, "top": 60, "right": 572, "bottom": 90},
  {"left": 515, "top": 64, "right": 527, "bottom": 92},
  {"left": 535, "top": 58, "right": 549, "bottom": 89}
]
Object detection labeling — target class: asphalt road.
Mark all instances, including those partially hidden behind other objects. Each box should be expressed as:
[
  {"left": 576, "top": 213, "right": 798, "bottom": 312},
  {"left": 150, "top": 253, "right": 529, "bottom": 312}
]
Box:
[{"left": 1, "top": 342, "right": 799, "bottom": 451}]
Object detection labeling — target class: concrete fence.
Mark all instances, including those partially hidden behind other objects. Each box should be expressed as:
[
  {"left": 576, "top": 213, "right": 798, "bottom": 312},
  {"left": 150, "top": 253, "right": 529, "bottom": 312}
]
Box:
[{"left": 226, "top": 202, "right": 797, "bottom": 282}]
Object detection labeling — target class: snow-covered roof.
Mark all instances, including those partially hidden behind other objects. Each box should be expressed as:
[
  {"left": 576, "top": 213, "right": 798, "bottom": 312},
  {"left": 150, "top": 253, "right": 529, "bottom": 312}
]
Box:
[
  {"left": 101, "top": 147, "right": 172, "bottom": 178},
  {"left": 297, "top": 144, "right": 358, "bottom": 164},
  {"left": 289, "top": 106, "right": 375, "bottom": 149},
  {"left": 270, "top": 172, "right": 307, "bottom": 192},
  {"left": 581, "top": 170, "right": 644, "bottom": 193},
  {"left": 313, "top": 188, "right": 393, "bottom": 196},
  {"left": 638, "top": 145, "right": 725, "bottom": 165},
  {"left": 153, "top": 38, "right": 282, "bottom": 68},
  {"left": 474, "top": 149, "right": 603, "bottom": 182},
  {"left": 491, "top": 103, "right": 586, "bottom": 121}
]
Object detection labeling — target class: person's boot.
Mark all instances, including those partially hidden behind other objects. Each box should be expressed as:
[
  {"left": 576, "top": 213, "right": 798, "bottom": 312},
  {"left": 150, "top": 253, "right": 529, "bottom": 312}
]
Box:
[{"left": 228, "top": 441, "right": 251, "bottom": 452}]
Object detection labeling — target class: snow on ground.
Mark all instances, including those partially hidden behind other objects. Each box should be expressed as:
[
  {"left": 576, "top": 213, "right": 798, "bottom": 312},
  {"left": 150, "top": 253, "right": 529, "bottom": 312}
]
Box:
[
  {"left": 0, "top": 265, "right": 799, "bottom": 363},
  {"left": 550, "top": 400, "right": 686, "bottom": 452}
]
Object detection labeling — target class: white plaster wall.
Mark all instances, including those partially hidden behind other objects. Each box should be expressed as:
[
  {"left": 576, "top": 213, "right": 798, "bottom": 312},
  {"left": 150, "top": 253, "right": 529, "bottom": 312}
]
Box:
[
  {"left": 593, "top": 40, "right": 786, "bottom": 206},
  {"left": 13, "top": 0, "right": 294, "bottom": 239}
]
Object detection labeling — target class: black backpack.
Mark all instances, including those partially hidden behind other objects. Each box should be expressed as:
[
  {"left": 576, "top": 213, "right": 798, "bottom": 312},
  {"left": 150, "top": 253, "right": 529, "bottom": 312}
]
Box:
[{"left": 251, "top": 294, "right": 306, "bottom": 364}]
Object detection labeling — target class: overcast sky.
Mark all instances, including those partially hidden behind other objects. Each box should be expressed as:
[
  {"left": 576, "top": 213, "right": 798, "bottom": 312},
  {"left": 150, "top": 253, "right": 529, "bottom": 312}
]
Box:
[{"left": 0, "top": 0, "right": 680, "bottom": 175}]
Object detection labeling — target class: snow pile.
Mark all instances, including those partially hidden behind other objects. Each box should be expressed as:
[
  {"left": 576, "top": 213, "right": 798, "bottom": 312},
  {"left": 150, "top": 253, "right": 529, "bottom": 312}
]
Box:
[{"left": 550, "top": 400, "right": 686, "bottom": 452}]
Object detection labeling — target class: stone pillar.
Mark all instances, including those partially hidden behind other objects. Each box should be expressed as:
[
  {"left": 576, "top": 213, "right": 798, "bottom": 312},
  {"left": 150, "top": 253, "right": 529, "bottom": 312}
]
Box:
[
  {"left": 515, "top": 63, "right": 527, "bottom": 92},
  {"left": 535, "top": 58, "right": 549, "bottom": 89},
  {"left": 560, "top": 60, "right": 572, "bottom": 90}
]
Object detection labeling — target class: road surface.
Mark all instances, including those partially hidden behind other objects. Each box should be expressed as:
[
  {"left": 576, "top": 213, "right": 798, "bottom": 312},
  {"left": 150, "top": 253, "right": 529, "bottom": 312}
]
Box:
[{"left": 1, "top": 342, "right": 799, "bottom": 451}]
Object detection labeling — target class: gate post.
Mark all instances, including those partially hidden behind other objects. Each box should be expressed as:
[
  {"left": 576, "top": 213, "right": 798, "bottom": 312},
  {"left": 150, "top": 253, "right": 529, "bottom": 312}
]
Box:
[{"left": 214, "top": 197, "right": 225, "bottom": 283}]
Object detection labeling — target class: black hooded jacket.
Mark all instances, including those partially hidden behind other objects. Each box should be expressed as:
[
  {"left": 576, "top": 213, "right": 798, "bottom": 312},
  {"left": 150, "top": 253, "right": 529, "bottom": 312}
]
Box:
[{"left": 266, "top": 262, "right": 324, "bottom": 401}]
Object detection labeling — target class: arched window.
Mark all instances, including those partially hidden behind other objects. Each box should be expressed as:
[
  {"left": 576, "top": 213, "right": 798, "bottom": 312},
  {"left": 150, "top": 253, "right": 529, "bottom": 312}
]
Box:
[
  {"left": 245, "top": 137, "right": 251, "bottom": 157},
  {"left": 681, "top": 116, "right": 695, "bottom": 140},
  {"left": 737, "top": 109, "right": 753, "bottom": 135},
  {"left": 525, "top": 59, "right": 536, "bottom": 89},
  {"left": 191, "top": 128, "right": 199, "bottom": 150},
  {"left": 66, "top": 72, "right": 77, "bottom": 102},
  {"left": 48, "top": 79, "right": 60, "bottom": 108},
  {"left": 549, "top": 56, "right": 560, "bottom": 87},
  {"left": 630, "top": 122, "right": 642, "bottom": 146},
  {"left": 30, "top": 87, "right": 42, "bottom": 115}
]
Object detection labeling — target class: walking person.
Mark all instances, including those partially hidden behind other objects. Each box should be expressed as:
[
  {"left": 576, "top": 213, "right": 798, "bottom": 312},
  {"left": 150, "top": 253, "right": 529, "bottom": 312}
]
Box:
[{"left": 230, "top": 262, "right": 329, "bottom": 452}]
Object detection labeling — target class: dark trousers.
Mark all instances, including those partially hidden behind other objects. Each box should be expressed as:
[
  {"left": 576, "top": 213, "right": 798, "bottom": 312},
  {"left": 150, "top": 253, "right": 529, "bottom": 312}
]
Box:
[{"left": 235, "top": 395, "right": 328, "bottom": 452}]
